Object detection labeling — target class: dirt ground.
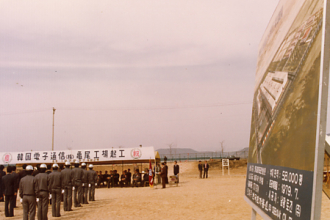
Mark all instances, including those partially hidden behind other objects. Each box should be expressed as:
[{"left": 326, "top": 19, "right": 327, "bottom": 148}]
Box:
[{"left": 1, "top": 160, "right": 330, "bottom": 219}]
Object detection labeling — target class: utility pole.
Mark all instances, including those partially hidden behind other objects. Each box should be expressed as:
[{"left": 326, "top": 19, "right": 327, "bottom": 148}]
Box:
[
  {"left": 220, "top": 141, "right": 225, "bottom": 157},
  {"left": 52, "top": 107, "right": 56, "bottom": 151}
]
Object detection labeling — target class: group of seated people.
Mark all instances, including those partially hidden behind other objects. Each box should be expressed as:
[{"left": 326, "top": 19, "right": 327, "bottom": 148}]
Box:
[{"left": 96, "top": 168, "right": 150, "bottom": 188}]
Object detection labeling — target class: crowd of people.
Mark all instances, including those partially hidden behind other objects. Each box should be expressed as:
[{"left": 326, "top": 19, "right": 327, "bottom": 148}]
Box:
[
  {"left": 0, "top": 159, "right": 209, "bottom": 219},
  {"left": 95, "top": 161, "right": 180, "bottom": 189},
  {"left": 0, "top": 161, "right": 97, "bottom": 219}
]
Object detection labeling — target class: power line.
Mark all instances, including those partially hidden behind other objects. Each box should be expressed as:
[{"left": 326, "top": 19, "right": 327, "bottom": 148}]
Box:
[
  {"left": 0, "top": 109, "right": 50, "bottom": 116},
  {"left": 0, "top": 101, "right": 252, "bottom": 116},
  {"left": 61, "top": 102, "right": 252, "bottom": 111}
]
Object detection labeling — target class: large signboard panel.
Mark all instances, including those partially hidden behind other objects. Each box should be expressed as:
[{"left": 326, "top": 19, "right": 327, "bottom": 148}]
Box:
[{"left": 245, "top": 0, "right": 329, "bottom": 219}]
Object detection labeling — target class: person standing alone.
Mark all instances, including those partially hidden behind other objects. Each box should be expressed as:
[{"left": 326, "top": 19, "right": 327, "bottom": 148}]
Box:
[
  {"left": 203, "top": 161, "right": 209, "bottom": 179},
  {"left": 173, "top": 161, "right": 179, "bottom": 183}
]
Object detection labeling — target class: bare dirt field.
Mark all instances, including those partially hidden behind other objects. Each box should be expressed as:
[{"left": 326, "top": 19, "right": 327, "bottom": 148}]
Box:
[{"left": 1, "top": 160, "right": 330, "bottom": 219}]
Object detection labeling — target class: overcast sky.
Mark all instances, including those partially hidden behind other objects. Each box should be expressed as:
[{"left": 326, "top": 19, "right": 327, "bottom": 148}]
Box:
[{"left": 0, "top": 0, "right": 302, "bottom": 153}]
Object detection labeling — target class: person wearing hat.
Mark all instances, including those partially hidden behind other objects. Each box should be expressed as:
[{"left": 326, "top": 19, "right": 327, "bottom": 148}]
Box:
[
  {"left": 2, "top": 166, "right": 18, "bottom": 217},
  {"left": 34, "top": 164, "right": 50, "bottom": 220},
  {"left": 81, "top": 163, "right": 88, "bottom": 204},
  {"left": 72, "top": 161, "right": 83, "bottom": 207},
  {"left": 19, "top": 165, "right": 38, "bottom": 220},
  {"left": 87, "top": 164, "right": 97, "bottom": 201},
  {"left": 61, "top": 161, "right": 73, "bottom": 211},
  {"left": 49, "top": 164, "right": 62, "bottom": 217}
]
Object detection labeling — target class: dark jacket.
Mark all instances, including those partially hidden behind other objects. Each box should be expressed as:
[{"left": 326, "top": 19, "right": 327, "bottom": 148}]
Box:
[
  {"left": 49, "top": 170, "right": 62, "bottom": 191},
  {"left": 81, "top": 169, "right": 88, "bottom": 184},
  {"left": 34, "top": 173, "right": 50, "bottom": 195},
  {"left": 126, "top": 171, "right": 132, "bottom": 182},
  {"left": 133, "top": 173, "right": 141, "bottom": 182},
  {"left": 87, "top": 170, "right": 97, "bottom": 184},
  {"left": 198, "top": 164, "right": 203, "bottom": 171},
  {"left": 161, "top": 166, "right": 167, "bottom": 178},
  {"left": 61, "top": 168, "right": 73, "bottom": 188},
  {"left": 19, "top": 175, "right": 38, "bottom": 198},
  {"left": 72, "top": 167, "right": 83, "bottom": 183},
  {"left": 204, "top": 163, "right": 209, "bottom": 171},
  {"left": 2, "top": 173, "right": 18, "bottom": 196},
  {"left": 174, "top": 164, "right": 179, "bottom": 175},
  {"left": 0, "top": 170, "right": 6, "bottom": 195},
  {"left": 11, "top": 172, "right": 20, "bottom": 192},
  {"left": 143, "top": 173, "right": 149, "bottom": 182}
]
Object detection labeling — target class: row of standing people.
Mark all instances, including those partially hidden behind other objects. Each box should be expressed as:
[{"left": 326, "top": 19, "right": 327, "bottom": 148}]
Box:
[
  {"left": 157, "top": 161, "right": 179, "bottom": 189},
  {"left": 1, "top": 161, "right": 98, "bottom": 220},
  {"left": 98, "top": 168, "right": 152, "bottom": 188},
  {"left": 198, "top": 160, "right": 210, "bottom": 178}
]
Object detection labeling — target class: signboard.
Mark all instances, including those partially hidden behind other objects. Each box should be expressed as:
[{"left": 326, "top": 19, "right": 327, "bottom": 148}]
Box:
[
  {"left": 222, "top": 159, "right": 230, "bottom": 176},
  {"left": 0, "top": 147, "right": 155, "bottom": 164},
  {"left": 245, "top": 0, "right": 330, "bottom": 219}
]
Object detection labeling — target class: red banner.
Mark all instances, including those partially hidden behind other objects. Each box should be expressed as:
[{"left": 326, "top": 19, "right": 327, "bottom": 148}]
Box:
[{"left": 149, "top": 159, "right": 153, "bottom": 188}]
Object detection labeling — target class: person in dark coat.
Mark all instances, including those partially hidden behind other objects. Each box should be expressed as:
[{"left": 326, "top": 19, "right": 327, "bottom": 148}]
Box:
[
  {"left": 198, "top": 161, "right": 203, "bottom": 179},
  {"left": 126, "top": 169, "right": 132, "bottom": 186},
  {"left": 160, "top": 163, "right": 167, "bottom": 189},
  {"left": 49, "top": 164, "right": 62, "bottom": 217},
  {"left": 132, "top": 170, "right": 141, "bottom": 188},
  {"left": 164, "top": 162, "right": 169, "bottom": 184},
  {"left": 81, "top": 163, "right": 88, "bottom": 204},
  {"left": 87, "top": 164, "right": 97, "bottom": 201},
  {"left": 114, "top": 170, "right": 120, "bottom": 186},
  {"left": 2, "top": 166, "right": 18, "bottom": 217},
  {"left": 34, "top": 164, "right": 50, "bottom": 220},
  {"left": 19, "top": 165, "right": 38, "bottom": 220},
  {"left": 19, "top": 164, "right": 27, "bottom": 180},
  {"left": 72, "top": 161, "right": 83, "bottom": 207},
  {"left": 173, "top": 161, "right": 180, "bottom": 183},
  {"left": 119, "top": 170, "right": 128, "bottom": 188},
  {"left": 203, "top": 161, "right": 210, "bottom": 178},
  {"left": 61, "top": 161, "right": 73, "bottom": 211},
  {"left": 17, "top": 164, "right": 27, "bottom": 204},
  {"left": 11, "top": 166, "right": 19, "bottom": 208},
  {"left": 0, "top": 165, "right": 6, "bottom": 202},
  {"left": 142, "top": 169, "right": 149, "bottom": 187}
]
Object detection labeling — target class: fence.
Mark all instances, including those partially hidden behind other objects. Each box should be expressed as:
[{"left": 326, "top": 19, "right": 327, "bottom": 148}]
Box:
[{"left": 159, "top": 150, "right": 248, "bottom": 162}]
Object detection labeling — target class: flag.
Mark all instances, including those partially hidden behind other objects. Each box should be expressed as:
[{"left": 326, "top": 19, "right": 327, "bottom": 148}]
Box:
[{"left": 149, "top": 159, "right": 154, "bottom": 188}]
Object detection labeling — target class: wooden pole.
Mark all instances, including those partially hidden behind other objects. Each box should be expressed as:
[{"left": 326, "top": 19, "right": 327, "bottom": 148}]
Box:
[{"left": 52, "top": 107, "right": 56, "bottom": 151}]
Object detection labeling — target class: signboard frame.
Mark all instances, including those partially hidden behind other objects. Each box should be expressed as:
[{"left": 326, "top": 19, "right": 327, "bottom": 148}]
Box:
[
  {"left": 245, "top": 1, "right": 330, "bottom": 219},
  {"left": 222, "top": 159, "right": 230, "bottom": 176}
]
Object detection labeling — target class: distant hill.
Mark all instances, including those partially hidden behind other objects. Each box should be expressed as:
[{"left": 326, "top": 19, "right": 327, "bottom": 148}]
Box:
[{"left": 156, "top": 148, "right": 198, "bottom": 155}]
